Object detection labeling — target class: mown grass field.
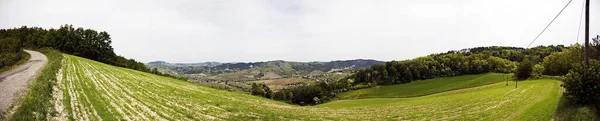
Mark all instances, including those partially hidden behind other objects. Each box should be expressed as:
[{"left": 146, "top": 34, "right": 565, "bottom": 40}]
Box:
[
  {"left": 50, "top": 54, "right": 563, "bottom": 120},
  {"left": 339, "top": 73, "right": 512, "bottom": 99}
]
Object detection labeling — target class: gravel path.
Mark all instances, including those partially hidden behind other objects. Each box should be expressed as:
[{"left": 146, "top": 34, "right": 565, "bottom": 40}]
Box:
[{"left": 0, "top": 50, "right": 48, "bottom": 116}]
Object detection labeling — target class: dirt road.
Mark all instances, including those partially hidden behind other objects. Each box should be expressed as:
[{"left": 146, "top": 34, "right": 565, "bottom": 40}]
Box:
[{"left": 0, "top": 50, "right": 48, "bottom": 116}]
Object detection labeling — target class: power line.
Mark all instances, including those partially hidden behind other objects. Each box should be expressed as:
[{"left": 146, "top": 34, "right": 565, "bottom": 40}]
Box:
[
  {"left": 526, "top": 0, "right": 573, "bottom": 48},
  {"left": 576, "top": 0, "right": 585, "bottom": 44}
]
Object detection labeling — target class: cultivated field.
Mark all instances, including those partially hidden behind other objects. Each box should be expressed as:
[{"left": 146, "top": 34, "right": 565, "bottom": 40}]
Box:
[{"left": 53, "top": 54, "right": 563, "bottom": 120}]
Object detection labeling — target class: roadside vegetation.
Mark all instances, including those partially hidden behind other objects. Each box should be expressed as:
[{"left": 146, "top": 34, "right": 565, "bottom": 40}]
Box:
[
  {"left": 0, "top": 51, "right": 30, "bottom": 73},
  {"left": 8, "top": 48, "right": 63, "bottom": 121},
  {"left": 0, "top": 37, "right": 25, "bottom": 73}
]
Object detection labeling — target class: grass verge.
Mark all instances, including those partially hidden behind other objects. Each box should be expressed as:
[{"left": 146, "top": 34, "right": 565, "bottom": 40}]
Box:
[
  {"left": 0, "top": 51, "right": 31, "bottom": 74},
  {"left": 553, "top": 96, "right": 599, "bottom": 121},
  {"left": 7, "top": 48, "right": 63, "bottom": 121}
]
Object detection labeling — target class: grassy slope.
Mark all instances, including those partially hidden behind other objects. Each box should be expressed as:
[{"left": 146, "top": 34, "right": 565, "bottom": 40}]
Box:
[
  {"left": 52, "top": 55, "right": 563, "bottom": 120},
  {"left": 319, "top": 80, "right": 562, "bottom": 120},
  {"left": 338, "top": 73, "right": 512, "bottom": 99},
  {"left": 57, "top": 55, "right": 331, "bottom": 120},
  {"left": 9, "top": 49, "right": 63, "bottom": 121}
]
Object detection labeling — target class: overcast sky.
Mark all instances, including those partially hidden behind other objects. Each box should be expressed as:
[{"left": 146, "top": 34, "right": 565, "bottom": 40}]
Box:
[{"left": 1, "top": 0, "right": 599, "bottom": 63}]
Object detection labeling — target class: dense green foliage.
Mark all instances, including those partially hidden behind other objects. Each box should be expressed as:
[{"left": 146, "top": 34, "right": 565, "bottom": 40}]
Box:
[
  {"left": 351, "top": 45, "right": 565, "bottom": 87},
  {"left": 562, "top": 60, "right": 600, "bottom": 106},
  {"left": 515, "top": 58, "right": 534, "bottom": 80},
  {"left": 251, "top": 80, "right": 343, "bottom": 105},
  {"left": 352, "top": 53, "right": 515, "bottom": 86},
  {"left": 541, "top": 44, "right": 584, "bottom": 76},
  {"left": 0, "top": 38, "right": 23, "bottom": 69},
  {"left": 251, "top": 83, "right": 273, "bottom": 98},
  {"left": 532, "top": 64, "right": 544, "bottom": 79},
  {"left": 535, "top": 40, "right": 600, "bottom": 114},
  {"left": 0, "top": 25, "right": 182, "bottom": 80},
  {"left": 9, "top": 48, "right": 62, "bottom": 121},
  {"left": 339, "top": 73, "right": 510, "bottom": 99},
  {"left": 449, "top": 45, "right": 564, "bottom": 62}
]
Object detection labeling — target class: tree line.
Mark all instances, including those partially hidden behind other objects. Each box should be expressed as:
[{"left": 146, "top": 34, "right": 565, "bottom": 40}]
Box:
[
  {"left": 0, "top": 25, "right": 185, "bottom": 80},
  {"left": 352, "top": 53, "right": 515, "bottom": 86}
]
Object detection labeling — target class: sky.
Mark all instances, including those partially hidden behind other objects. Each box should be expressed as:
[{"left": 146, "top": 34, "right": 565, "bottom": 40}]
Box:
[{"left": 1, "top": 0, "right": 600, "bottom": 63}]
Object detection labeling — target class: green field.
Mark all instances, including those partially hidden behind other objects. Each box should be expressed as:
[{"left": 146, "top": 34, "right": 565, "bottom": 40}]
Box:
[
  {"left": 51, "top": 54, "right": 563, "bottom": 120},
  {"left": 339, "top": 73, "right": 513, "bottom": 99},
  {"left": 318, "top": 80, "right": 562, "bottom": 120}
]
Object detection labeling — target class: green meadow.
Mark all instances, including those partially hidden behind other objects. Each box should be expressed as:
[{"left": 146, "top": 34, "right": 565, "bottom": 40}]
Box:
[{"left": 338, "top": 73, "right": 513, "bottom": 99}]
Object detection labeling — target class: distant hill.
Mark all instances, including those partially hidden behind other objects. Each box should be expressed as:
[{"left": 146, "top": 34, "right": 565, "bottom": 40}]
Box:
[
  {"left": 147, "top": 59, "right": 383, "bottom": 80},
  {"left": 147, "top": 61, "right": 222, "bottom": 67}
]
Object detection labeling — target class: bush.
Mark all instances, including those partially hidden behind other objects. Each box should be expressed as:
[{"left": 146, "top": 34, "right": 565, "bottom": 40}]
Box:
[
  {"left": 562, "top": 60, "right": 600, "bottom": 106},
  {"left": 515, "top": 59, "right": 534, "bottom": 80},
  {"left": 0, "top": 38, "right": 22, "bottom": 68},
  {"left": 541, "top": 44, "right": 583, "bottom": 76},
  {"left": 532, "top": 64, "right": 544, "bottom": 79},
  {"left": 251, "top": 83, "right": 272, "bottom": 98},
  {"left": 9, "top": 48, "right": 63, "bottom": 121}
]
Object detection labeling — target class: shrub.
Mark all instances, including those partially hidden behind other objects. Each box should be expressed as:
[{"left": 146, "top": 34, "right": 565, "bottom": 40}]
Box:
[
  {"left": 0, "top": 38, "right": 22, "bottom": 68},
  {"left": 541, "top": 44, "right": 583, "bottom": 76},
  {"left": 515, "top": 59, "right": 534, "bottom": 80},
  {"left": 562, "top": 60, "right": 600, "bottom": 106},
  {"left": 532, "top": 64, "right": 544, "bottom": 79}
]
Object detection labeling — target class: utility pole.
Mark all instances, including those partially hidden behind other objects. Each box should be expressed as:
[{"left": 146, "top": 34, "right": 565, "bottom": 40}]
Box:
[
  {"left": 505, "top": 74, "right": 508, "bottom": 86},
  {"left": 584, "top": 0, "right": 590, "bottom": 77}
]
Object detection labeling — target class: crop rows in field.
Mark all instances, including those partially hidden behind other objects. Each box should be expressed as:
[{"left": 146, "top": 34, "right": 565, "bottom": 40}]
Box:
[{"left": 52, "top": 55, "right": 562, "bottom": 120}]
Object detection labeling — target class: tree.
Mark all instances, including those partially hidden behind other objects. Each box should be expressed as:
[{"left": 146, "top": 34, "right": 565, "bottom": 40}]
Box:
[
  {"left": 250, "top": 83, "right": 273, "bottom": 99},
  {"left": 532, "top": 64, "right": 544, "bottom": 79},
  {"left": 515, "top": 58, "right": 534, "bottom": 80},
  {"left": 562, "top": 60, "right": 600, "bottom": 106},
  {"left": 541, "top": 44, "right": 583, "bottom": 76},
  {"left": 0, "top": 38, "right": 22, "bottom": 68}
]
